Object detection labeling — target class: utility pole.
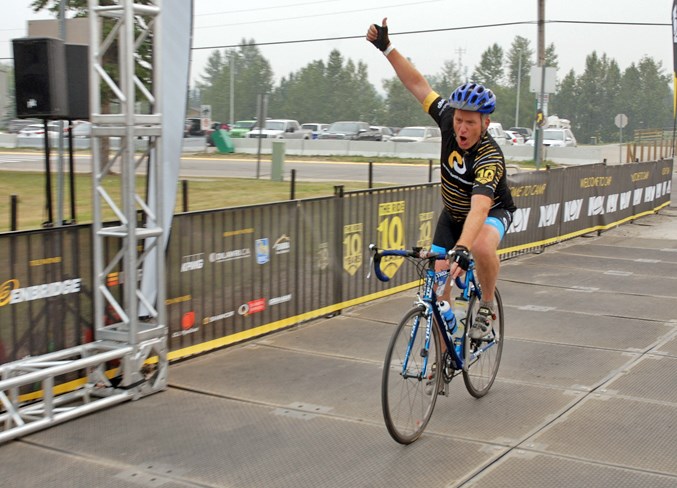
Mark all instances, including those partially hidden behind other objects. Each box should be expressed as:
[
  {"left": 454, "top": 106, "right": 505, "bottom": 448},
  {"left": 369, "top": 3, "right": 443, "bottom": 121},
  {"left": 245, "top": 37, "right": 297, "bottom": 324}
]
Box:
[
  {"left": 515, "top": 53, "right": 522, "bottom": 127},
  {"left": 534, "top": 0, "right": 546, "bottom": 169},
  {"left": 456, "top": 47, "right": 467, "bottom": 82}
]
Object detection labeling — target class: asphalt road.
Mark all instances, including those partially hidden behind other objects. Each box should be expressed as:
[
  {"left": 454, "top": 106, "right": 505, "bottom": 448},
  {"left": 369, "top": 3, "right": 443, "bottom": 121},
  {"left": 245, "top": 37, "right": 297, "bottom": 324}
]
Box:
[{"left": 0, "top": 147, "right": 437, "bottom": 186}]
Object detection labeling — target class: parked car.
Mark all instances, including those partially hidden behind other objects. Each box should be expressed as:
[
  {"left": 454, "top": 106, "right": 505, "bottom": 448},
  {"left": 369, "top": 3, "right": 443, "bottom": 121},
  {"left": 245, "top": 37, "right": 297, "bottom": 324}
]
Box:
[
  {"left": 390, "top": 126, "right": 442, "bottom": 143},
  {"left": 487, "top": 122, "right": 508, "bottom": 146},
  {"left": 229, "top": 120, "right": 258, "bottom": 138},
  {"left": 526, "top": 128, "right": 577, "bottom": 147},
  {"left": 509, "top": 126, "right": 533, "bottom": 141},
  {"left": 301, "top": 123, "right": 329, "bottom": 139},
  {"left": 18, "top": 124, "right": 48, "bottom": 137},
  {"left": 70, "top": 120, "right": 92, "bottom": 138},
  {"left": 7, "top": 119, "right": 40, "bottom": 134},
  {"left": 247, "top": 119, "right": 311, "bottom": 139},
  {"left": 504, "top": 130, "right": 525, "bottom": 145},
  {"left": 319, "top": 121, "right": 379, "bottom": 141},
  {"left": 370, "top": 125, "right": 394, "bottom": 142},
  {"left": 184, "top": 117, "right": 204, "bottom": 137},
  {"left": 17, "top": 123, "right": 65, "bottom": 138}
]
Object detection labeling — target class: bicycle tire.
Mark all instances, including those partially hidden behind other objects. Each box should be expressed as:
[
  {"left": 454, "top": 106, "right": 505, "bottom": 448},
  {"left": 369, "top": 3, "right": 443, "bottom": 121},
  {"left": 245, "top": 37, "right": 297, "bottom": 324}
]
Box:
[
  {"left": 381, "top": 305, "right": 442, "bottom": 444},
  {"left": 462, "top": 288, "right": 504, "bottom": 398}
]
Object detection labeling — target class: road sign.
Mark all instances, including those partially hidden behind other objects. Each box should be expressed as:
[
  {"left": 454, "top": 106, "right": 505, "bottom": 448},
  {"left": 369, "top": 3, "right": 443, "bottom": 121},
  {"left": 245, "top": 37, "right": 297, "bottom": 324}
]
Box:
[
  {"left": 529, "top": 66, "right": 557, "bottom": 94},
  {"left": 536, "top": 110, "right": 546, "bottom": 128},
  {"left": 614, "top": 113, "right": 628, "bottom": 128}
]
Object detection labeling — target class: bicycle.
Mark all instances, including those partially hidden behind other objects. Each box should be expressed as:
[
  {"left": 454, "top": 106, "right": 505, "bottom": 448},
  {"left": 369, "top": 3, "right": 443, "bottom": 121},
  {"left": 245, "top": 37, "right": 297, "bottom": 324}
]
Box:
[{"left": 368, "top": 244, "right": 504, "bottom": 444}]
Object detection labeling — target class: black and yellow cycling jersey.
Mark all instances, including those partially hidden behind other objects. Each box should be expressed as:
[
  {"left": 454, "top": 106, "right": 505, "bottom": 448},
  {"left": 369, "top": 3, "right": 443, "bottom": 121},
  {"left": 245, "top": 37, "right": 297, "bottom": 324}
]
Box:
[{"left": 423, "top": 91, "right": 516, "bottom": 222}]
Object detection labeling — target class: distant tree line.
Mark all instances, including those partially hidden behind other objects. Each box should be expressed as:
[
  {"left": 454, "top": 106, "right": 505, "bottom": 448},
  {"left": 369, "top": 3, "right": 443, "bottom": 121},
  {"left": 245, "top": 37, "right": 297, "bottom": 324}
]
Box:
[{"left": 194, "top": 35, "right": 673, "bottom": 144}]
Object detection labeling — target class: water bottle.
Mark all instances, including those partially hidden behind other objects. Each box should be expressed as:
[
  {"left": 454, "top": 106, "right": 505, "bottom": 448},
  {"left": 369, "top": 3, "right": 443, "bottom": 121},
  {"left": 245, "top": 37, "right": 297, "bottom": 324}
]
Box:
[
  {"left": 453, "top": 297, "right": 469, "bottom": 326},
  {"left": 450, "top": 298, "right": 467, "bottom": 355},
  {"left": 437, "top": 300, "right": 457, "bottom": 336}
]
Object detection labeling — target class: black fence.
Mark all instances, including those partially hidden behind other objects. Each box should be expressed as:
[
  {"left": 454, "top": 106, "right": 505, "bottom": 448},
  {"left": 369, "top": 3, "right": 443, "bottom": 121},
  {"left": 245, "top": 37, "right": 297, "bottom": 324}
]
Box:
[{"left": 0, "top": 159, "right": 672, "bottom": 365}]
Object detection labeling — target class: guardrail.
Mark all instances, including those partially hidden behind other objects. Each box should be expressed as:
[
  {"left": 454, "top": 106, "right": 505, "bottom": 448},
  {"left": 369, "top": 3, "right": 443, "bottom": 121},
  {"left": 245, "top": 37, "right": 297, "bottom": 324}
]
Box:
[{"left": 229, "top": 138, "right": 611, "bottom": 166}]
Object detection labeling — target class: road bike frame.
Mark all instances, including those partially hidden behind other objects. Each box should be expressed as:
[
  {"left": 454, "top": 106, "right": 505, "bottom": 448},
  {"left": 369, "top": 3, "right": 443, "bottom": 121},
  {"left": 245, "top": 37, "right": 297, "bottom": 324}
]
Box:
[
  {"left": 369, "top": 244, "right": 500, "bottom": 377},
  {"left": 371, "top": 244, "right": 505, "bottom": 444}
]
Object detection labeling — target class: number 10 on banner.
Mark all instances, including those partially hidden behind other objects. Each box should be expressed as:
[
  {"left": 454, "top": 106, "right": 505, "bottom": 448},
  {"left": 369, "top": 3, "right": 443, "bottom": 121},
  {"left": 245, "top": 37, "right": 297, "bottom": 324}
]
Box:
[{"left": 377, "top": 201, "right": 405, "bottom": 279}]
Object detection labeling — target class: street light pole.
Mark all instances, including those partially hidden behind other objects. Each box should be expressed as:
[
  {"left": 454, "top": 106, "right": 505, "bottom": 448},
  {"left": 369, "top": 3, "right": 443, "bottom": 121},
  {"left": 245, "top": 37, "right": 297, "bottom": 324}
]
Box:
[
  {"left": 515, "top": 54, "right": 522, "bottom": 127},
  {"left": 229, "top": 53, "right": 235, "bottom": 127}
]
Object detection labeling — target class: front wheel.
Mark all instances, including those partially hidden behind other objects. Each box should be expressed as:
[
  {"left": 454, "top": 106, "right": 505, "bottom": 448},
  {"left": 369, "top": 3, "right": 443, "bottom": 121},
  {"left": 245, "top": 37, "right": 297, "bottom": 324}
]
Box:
[
  {"left": 462, "top": 288, "right": 504, "bottom": 398},
  {"left": 381, "top": 306, "right": 441, "bottom": 444}
]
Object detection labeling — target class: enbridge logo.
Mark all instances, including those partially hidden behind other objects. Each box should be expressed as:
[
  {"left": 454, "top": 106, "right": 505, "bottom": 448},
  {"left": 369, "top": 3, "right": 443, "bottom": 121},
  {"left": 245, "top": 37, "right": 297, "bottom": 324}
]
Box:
[
  {"left": 0, "top": 277, "right": 83, "bottom": 307},
  {"left": 0, "top": 279, "right": 19, "bottom": 307}
]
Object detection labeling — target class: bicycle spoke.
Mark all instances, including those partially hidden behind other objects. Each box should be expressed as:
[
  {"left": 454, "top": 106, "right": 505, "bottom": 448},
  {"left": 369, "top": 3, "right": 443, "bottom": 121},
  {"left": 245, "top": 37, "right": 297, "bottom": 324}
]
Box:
[
  {"left": 381, "top": 307, "right": 440, "bottom": 444},
  {"left": 462, "top": 289, "right": 504, "bottom": 398}
]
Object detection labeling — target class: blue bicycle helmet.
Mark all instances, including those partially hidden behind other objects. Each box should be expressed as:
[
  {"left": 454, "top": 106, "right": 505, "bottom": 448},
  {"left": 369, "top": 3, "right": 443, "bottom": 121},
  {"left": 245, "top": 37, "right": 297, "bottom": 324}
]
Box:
[{"left": 449, "top": 83, "right": 496, "bottom": 114}]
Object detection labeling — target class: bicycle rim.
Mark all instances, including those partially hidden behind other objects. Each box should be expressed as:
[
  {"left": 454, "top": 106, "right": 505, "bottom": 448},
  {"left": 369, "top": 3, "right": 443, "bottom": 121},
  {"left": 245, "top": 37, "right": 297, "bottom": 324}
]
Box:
[
  {"left": 462, "top": 288, "right": 504, "bottom": 398},
  {"left": 381, "top": 306, "right": 441, "bottom": 444}
]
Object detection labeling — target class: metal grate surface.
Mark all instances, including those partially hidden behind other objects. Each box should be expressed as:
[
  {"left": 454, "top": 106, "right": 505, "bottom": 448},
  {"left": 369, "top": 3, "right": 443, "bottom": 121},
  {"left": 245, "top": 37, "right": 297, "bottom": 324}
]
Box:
[
  {"left": 471, "top": 452, "right": 677, "bottom": 488},
  {"left": 530, "top": 395, "right": 677, "bottom": 475}
]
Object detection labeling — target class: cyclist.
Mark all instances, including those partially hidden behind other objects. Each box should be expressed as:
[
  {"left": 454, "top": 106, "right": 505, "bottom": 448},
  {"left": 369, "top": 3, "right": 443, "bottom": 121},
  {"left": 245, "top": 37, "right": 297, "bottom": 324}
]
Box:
[{"left": 366, "top": 18, "right": 516, "bottom": 339}]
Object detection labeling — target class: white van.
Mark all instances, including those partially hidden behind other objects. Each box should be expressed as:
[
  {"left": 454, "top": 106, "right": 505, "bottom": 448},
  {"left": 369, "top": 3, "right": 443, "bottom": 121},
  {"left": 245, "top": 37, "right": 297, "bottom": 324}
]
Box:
[
  {"left": 390, "top": 126, "right": 442, "bottom": 143},
  {"left": 487, "top": 122, "right": 508, "bottom": 146}
]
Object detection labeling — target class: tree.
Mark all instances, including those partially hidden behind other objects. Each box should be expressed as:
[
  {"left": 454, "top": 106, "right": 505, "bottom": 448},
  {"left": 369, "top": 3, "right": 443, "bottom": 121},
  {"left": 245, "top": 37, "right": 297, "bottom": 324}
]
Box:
[
  {"left": 617, "top": 64, "right": 644, "bottom": 136},
  {"left": 545, "top": 43, "right": 559, "bottom": 69},
  {"left": 428, "top": 59, "right": 463, "bottom": 100},
  {"left": 382, "top": 74, "right": 428, "bottom": 128},
  {"left": 198, "top": 40, "right": 274, "bottom": 124},
  {"left": 350, "top": 60, "right": 382, "bottom": 123},
  {"left": 506, "top": 37, "right": 534, "bottom": 86},
  {"left": 549, "top": 69, "right": 579, "bottom": 132},
  {"left": 635, "top": 57, "right": 673, "bottom": 131},
  {"left": 269, "top": 60, "right": 327, "bottom": 122},
  {"left": 197, "top": 50, "right": 228, "bottom": 121},
  {"left": 505, "top": 37, "right": 535, "bottom": 128},
  {"left": 31, "top": 0, "right": 156, "bottom": 160},
  {"left": 31, "top": 0, "right": 86, "bottom": 13},
  {"left": 265, "top": 50, "right": 383, "bottom": 125},
  {"left": 472, "top": 44, "right": 504, "bottom": 87}
]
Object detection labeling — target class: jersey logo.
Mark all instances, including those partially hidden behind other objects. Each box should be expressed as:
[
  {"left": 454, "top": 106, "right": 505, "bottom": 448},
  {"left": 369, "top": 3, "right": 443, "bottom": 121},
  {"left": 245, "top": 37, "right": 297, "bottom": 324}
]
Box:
[
  {"left": 449, "top": 150, "right": 466, "bottom": 174},
  {"left": 475, "top": 165, "right": 497, "bottom": 185}
]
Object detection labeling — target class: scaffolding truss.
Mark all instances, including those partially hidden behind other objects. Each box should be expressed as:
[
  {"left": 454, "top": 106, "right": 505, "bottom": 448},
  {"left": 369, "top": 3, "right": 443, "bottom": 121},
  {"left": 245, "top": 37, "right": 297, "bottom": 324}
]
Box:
[{"left": 0, "top": 0, "right": 167, "bottom": 444}]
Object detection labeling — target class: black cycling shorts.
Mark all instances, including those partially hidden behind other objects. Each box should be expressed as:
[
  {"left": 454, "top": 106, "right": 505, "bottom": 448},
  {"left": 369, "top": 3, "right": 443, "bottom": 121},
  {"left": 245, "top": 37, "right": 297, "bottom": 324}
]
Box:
[{"left": 431, "top": 208, "right": 513, "bottom": 254}]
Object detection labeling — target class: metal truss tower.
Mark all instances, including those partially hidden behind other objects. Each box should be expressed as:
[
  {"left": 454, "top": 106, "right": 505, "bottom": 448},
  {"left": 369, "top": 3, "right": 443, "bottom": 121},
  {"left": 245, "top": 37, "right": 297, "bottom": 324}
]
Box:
[{"left": 0, "top": 0, "right": 167, "bottom": 444}]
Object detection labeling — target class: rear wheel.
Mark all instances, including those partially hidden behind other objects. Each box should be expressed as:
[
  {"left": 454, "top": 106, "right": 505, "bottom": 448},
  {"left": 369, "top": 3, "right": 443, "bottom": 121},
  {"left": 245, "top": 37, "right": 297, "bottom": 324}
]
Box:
[
  {"left": 381, "top": 306, "right": 441, "bottom": 444},
  {"left": 462, "top": 288, "right": 504, "bottom": 398}
]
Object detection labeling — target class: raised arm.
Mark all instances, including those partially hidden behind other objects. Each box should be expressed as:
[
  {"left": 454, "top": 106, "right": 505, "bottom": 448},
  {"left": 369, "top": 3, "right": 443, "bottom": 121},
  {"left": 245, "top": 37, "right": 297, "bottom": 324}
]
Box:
[{"left": 366, "top": 18, "right": 433, "bottom": 104}]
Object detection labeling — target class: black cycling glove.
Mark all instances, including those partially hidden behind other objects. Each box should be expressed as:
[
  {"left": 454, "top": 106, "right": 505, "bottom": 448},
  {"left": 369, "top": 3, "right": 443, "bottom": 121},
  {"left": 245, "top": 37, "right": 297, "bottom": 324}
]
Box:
[
  {"left": 369, "top": 23, "right": 390, "bottom": 52},
  {"left": 449, "top": 246, "right": 471, "bottom": 271}
]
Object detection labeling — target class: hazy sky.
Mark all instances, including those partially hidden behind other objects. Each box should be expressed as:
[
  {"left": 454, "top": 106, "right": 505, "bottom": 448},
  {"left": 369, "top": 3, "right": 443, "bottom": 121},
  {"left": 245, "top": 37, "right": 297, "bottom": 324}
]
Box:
[{"left": 2, "top": 0, "right": 673, "bottom": 93}]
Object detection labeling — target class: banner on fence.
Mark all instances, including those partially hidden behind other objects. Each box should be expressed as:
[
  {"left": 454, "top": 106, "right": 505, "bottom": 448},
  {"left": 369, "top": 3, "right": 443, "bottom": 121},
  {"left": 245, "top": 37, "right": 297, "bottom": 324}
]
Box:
[{"left": 0, "top": 160, "right": 672, "bottom": 364}]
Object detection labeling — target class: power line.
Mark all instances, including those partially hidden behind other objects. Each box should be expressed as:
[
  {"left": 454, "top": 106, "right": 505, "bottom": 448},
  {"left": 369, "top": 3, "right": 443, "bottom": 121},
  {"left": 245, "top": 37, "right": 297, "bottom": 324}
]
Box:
[
  {"left": 193, "top": 19, "right": 670, "bottom": 51},
  {"left": 195, "top": 0, "right": 445, "bottom": 30},
  {"left": 1, "top": 18, "right": 670, "bottom": 62},
  {"left": 194, "top": 0, "right": 343, "bottom": 17},
  {"left": 549, "top": 20, "right": 669, "bottom": 27},
  {"left": 193, "top": 21, "right": 535, "bottom": 51}
]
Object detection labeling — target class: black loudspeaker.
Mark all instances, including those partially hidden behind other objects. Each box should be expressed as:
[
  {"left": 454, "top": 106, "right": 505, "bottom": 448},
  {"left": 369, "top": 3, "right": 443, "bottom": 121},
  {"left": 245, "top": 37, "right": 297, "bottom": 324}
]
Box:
[
  {"left": 13, "top": 37, "right": 68, "bottom": 119},
  {"left": 65, "top": 44, "right": 89, "bottom": 120}
]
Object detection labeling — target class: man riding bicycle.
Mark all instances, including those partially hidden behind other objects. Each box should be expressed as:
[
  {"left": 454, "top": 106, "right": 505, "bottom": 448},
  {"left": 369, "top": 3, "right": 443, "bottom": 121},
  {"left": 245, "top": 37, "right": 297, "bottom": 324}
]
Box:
[{"left": 366, "top": 18, "right": 516, "bottom": 339}]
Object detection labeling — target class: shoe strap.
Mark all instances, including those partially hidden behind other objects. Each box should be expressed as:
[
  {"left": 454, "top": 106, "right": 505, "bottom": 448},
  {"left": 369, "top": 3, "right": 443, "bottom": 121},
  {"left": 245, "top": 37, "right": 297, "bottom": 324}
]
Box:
[{"left": 477, "top": 306, "right": 496, "bottom": 320}]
